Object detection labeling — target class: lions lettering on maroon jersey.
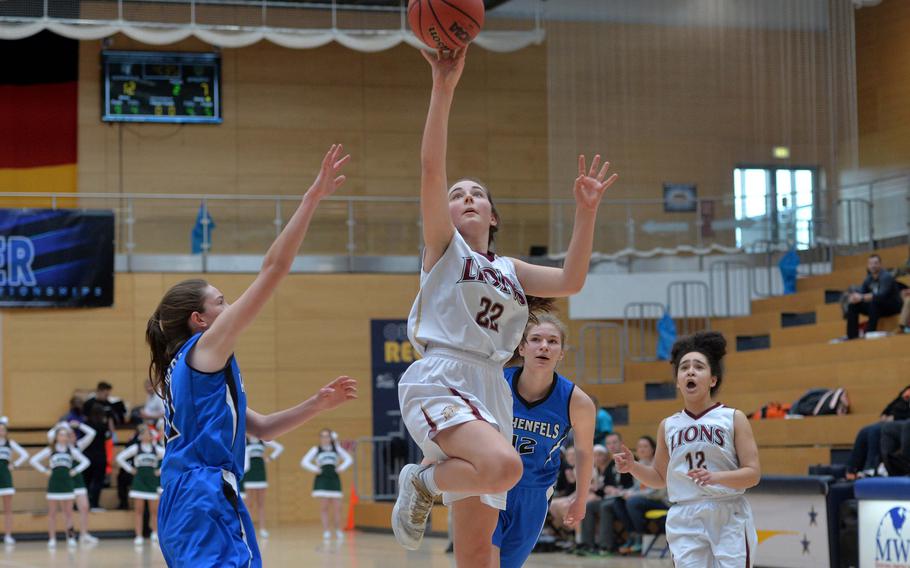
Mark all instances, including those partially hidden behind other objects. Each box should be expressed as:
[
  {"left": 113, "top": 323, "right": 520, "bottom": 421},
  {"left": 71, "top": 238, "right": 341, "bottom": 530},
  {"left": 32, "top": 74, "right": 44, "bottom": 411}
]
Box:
[
  {"left": 408, "top": 231, "right": 528, "bottom": 364},
  {"left": 504, "top": 367, "right": 574, "bottom": 489}
]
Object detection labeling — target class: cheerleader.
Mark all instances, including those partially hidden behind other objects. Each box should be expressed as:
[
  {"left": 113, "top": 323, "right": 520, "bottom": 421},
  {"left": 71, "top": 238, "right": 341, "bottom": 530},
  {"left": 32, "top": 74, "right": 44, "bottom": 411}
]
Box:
[
  {"left": 301, "top": 430, "right": 352, "bottom": 541},
  {"left": 0, "top": 418, "right": 29, "bottom": 545},
  {"left": 30, "top": 424, "right": 90, "bottom": 548},
  {"left": 46, "top": 421, "right": 99, "bottom": 545},
  {"left": 116, "top": 424, "right": 165, "bottom": 547},
  {"left": 244, "top": 435, "right": 284, "bottom": 539}
]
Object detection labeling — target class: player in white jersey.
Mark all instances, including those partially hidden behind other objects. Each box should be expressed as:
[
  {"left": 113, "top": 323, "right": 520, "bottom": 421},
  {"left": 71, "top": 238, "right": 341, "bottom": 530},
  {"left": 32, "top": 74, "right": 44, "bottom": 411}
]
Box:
[
  {"left": 392, "top": 46, "right": 617, "bottom": 568},
  {"left": 614, "top": 331, "right": 761, "bottom": 567}
]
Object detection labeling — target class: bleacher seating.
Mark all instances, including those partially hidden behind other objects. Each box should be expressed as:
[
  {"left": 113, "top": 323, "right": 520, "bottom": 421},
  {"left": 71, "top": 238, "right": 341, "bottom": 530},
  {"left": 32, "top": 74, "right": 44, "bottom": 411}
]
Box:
[{"left": 584, "top": 245, "right": 909, "bottom": 477}]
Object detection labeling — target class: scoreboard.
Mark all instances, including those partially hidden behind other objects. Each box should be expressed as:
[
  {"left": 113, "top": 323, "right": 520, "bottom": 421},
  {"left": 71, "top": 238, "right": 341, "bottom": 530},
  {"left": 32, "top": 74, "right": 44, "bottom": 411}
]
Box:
[{"left": 102, "top": 51, "right": 222, "bottom": 124}]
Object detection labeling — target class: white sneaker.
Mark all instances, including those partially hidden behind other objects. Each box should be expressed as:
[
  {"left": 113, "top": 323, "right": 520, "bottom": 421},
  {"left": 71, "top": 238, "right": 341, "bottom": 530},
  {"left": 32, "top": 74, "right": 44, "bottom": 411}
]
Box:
[
  {"left": 391, "top": 464, "right": 436, "bottom": 551},
  {"left": 80, "top": 533, "right": 99, "bottom": 544},
  {"left": 150, "top": 531, "right": 158, "bottom": 543},
  {"left": 322, "top": 530, "right": 331, "bottom": 540},
  {"left": 258, "top": 529, "right": 269, "bottom": 539},
  {"left": 336, "top": 530, "right": 344, "bottom": 542},
  {"left": 3, "top": 535, "right": 14, "bottom": 545},
  {"left": 133, "top": 536, "right": 144, "bottom": 546},
  {"left": 47, "top": 538, "right": 56, "bottom": 549},
  {"left": 66, "top": 537, "right": 78, "bottom": 548}
]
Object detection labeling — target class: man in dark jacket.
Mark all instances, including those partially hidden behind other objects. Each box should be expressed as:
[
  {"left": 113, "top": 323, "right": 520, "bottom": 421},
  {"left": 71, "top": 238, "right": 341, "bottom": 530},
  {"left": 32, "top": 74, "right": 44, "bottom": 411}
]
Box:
[
  {"left": 847, "top": 385, "right": 910, "bottom": 478},
  {"left": 881, "top": 386, "right": 910, "bottom": 476},
  {"left": 846, "top": 254, "right": 903, "bottom": 339}
]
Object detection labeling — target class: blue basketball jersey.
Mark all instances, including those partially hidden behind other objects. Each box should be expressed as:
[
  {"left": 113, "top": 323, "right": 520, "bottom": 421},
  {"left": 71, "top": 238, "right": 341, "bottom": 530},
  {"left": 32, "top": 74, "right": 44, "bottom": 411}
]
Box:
[
  {"left": 504, "top": 367, "right": 574, "bottom": 489},
  {"left": 161, "top": 332, "right": 247, "bottom": 487}
]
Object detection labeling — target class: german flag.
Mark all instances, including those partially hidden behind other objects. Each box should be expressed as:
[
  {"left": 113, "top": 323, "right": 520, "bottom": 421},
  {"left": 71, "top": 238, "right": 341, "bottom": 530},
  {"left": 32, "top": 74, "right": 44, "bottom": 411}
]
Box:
[{"left": 0, "top": 31, "right": 77, "bottom": 207}]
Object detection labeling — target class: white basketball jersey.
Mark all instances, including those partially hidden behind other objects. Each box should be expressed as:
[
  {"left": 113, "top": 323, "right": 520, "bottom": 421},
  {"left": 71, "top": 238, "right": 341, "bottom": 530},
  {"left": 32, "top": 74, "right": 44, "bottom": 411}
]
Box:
[
  {"left": 664, "top": 404, "right": 743, "bottom": 503},
  {"left": 408, "top": 231, "right": 529, "bottom": 364}
]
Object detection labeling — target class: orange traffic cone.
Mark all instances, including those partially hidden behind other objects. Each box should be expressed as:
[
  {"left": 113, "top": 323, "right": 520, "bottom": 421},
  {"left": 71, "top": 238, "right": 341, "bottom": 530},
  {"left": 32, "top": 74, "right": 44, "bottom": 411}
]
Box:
[{"left": 345, "top": 486, "right": 359, "bottom": 531}]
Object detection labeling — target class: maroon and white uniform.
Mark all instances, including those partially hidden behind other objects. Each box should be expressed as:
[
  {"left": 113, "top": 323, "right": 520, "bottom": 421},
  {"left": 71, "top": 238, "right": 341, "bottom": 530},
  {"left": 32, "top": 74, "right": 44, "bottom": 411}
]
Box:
[
  {"left": 399, "top": 231, "right": 528, "bottom": 510},
  {"left": 663, "top": 404, "right": 758, "bottom": 567}
]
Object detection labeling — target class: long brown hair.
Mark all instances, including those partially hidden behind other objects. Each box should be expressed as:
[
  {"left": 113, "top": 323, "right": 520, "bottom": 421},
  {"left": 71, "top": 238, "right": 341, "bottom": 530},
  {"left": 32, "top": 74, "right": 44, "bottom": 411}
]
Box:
[{"left": 146, "top": 279, "right": 209, "bottom": 399}]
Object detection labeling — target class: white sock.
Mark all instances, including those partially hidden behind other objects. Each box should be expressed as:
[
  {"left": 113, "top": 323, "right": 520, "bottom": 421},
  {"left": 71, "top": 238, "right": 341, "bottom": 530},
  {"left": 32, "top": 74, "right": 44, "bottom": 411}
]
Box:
[{"left": 418, "top": 464, "right": 441, "bottom": 495}]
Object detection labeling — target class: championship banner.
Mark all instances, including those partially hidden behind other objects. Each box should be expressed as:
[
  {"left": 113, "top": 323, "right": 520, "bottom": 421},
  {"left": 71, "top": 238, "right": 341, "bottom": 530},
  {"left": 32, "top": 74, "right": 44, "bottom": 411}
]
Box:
[
  {"left": 370, "top": 319, "right": 421, "bottom": 500},
  {"left": 0, "top": 209, "right": 114, "bottom": 307},
  {"left": 370, "top": 319, "right": 419, "bottom": 439}
]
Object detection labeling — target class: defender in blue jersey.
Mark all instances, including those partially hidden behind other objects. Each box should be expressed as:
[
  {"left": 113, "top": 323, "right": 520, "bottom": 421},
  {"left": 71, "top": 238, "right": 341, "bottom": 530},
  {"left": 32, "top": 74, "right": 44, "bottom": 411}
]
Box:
[
  {"left": 145, "top": 145, "right": 358, "bottom": 568},
  {"left": 493, "top": 315, "right": 596, "bottom": 568}
]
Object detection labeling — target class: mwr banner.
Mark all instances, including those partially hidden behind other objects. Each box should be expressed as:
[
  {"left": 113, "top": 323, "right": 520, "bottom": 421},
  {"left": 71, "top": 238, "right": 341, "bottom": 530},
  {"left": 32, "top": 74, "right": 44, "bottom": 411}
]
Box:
[
  {"left": 0, "top": 209, "right": 114, "bottom": 307},
  {"left": 370, "top": 319, "right": 419, "bottom": 439}
]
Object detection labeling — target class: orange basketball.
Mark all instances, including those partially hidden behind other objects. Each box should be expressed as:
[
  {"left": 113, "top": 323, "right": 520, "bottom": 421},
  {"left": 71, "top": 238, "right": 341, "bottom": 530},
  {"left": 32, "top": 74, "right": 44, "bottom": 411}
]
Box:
[{"left": 408, "top": 0, "right": 485, "bottom": 52}]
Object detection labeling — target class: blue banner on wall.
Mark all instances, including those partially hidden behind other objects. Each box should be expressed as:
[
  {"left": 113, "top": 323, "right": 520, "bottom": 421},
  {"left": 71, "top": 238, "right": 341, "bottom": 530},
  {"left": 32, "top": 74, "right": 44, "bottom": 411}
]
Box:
[
  {"left": 0, "top": 209, "right": 114, "bottom": 307},
  {"left": 370, "top": 319, "right": 420, "bottom": 439}
]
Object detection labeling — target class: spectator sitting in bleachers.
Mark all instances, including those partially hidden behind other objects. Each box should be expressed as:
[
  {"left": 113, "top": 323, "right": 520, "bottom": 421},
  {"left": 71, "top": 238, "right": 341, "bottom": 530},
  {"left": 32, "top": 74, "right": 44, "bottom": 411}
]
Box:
[
  {"left": 60, "top": 396, "right": 85, "bottom": 425},
  {"left": 844, "top": 254, "right": 902, "bottom": 339},
  {"left": 577, "top": 434, "right": 635, "bottom": 555},
  {"left": 846, "top": 384, "right": 910, "bottom": 480},
  {"left": 591, "top": 396, "right": 613, "bottom": 446},
  {"left": 893, "top": 288, "right": 910, "bottom": 334},
  {"left": 618, "top": 436, "right": 670, "bottom": 555},
  {"left": 881, "top": 420, "right": 910, "bottom": 476},
  {"left": 553, "top": 445, "right": 577, "bottom": 498}
]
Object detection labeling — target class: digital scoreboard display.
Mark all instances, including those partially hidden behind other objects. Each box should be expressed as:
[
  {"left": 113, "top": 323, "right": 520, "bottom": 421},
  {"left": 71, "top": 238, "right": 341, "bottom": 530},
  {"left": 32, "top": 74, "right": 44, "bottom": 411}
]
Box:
[{"left": 102, "top": 51, "right": 222, "bottom": 124}]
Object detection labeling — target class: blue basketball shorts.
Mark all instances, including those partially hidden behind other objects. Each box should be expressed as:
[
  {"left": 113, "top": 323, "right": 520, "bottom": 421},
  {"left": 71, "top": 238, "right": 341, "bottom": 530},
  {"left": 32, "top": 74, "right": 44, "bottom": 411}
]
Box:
[
  {"left": 492, "top": 486, "right": 550, "bottom": 568},
  {"left": 158, "top": 467, "right": 261, "bottom": 568}
]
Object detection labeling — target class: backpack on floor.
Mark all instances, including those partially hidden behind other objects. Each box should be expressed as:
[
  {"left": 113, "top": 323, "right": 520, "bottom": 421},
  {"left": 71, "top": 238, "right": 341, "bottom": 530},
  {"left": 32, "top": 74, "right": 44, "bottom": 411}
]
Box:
[
  {"left": 790, "top": 388, "right": 849, "bottom": 416},
  {"left": 749, "top": 402, "right": 792, "bottom": 420}
]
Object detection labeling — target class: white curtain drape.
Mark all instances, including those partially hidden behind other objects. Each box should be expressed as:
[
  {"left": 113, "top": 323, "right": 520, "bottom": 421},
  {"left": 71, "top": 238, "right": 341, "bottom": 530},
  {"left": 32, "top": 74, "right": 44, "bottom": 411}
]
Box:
[
  {"left": 545, "top": 0, "right": 859, "bottom": 255},
  {"left": 0, "top": 21, "right": 544, "bottom": 52}
]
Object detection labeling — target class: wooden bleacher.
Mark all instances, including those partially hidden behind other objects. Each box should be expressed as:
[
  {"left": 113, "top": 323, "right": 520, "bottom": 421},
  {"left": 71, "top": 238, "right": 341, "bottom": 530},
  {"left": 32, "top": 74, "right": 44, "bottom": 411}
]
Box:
[{"left": 586, "top": 244, "right": 909, "bottom": 477}]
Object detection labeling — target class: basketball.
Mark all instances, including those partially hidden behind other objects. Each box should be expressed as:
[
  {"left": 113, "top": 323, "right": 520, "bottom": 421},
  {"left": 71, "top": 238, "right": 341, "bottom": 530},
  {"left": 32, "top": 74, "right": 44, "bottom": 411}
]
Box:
[{"left": 408, "top": 0, "right": 485, "bottom": 52}]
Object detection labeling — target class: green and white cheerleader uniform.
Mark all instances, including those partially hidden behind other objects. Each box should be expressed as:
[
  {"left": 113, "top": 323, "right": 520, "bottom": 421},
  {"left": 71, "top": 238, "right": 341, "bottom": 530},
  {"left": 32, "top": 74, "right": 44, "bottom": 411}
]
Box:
[
  {"left": 243, "top": 437, "right": 284, "bottom": 490},
  {"left": 46, "top": 423, "right": 96, "bottom": 497},
  {"left": 301, "top": 443, "right": 352, "bottom": 499},
  {"left": 116, "top": 442, "right": 165, "bottom": 500},
  {"left": 0, "top": 438, "right": 29, "bottom": 496},
  {"left": 29, "top": 444, "right": 90, "bottom": 500}
]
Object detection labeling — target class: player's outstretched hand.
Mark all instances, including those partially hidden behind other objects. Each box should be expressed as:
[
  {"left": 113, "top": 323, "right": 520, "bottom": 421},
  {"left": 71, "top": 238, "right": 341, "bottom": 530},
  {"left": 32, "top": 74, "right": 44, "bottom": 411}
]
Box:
[
  {"left": 612, "top": 444, "right": 635, "bottom": 473},
  {"left": 421, "top": 45, "right": 468, "bottom": 91},
  {"left": 315, "top": 376, "right": 358, "bottom": 411},
  {"left": 573, "top": 154, "right": 617, "bottom": 211},
  {"left": 686, "top": 467, "right": 715, "bottom": 487},
  {"left": 563, "top": 494, "right": 587, "bottom": 528},
  {"left": 306, "top": 144, "right": 351, "bottom": 202}
]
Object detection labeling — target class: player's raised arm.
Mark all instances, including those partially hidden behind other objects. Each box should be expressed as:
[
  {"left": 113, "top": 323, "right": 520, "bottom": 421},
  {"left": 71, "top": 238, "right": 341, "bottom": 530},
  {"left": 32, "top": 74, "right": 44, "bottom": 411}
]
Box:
[
  {"left": 190, "top": 145, "right": 350, "bottom": 372},
  {"left": 246, "top": 376, "right": 357, "bottom": 441},
  {"left": 418, "top": 48, "right": 467, "bottom": 270},
  {"left": 512, "top": 154, "right": 617, "bottom": 297}
]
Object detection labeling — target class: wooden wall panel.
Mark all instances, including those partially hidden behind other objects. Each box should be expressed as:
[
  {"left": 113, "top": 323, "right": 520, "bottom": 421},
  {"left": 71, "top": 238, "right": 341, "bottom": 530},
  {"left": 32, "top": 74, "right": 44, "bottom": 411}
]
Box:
[
  {"left": 2, "top": 272, "right": 414, "bottom": 522},
  {"left": 77, "top": 39, "right": 550, "bottom": 258},
  {"left": 856, "top": 0, "right": 910, "bottom": 170}
]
